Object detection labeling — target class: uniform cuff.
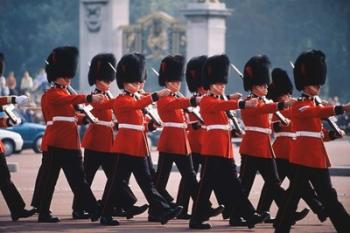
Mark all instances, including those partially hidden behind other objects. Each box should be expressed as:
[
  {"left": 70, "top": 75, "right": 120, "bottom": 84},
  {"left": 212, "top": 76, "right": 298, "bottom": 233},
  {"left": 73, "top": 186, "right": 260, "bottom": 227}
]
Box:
[
  {"left": 151, "top": 92, "right": 159, "bottom": 102},
  {"left": 86, "top": 94, "right": 93, "bottom": 103},
  {"left": 334, "top": 105, "right": 344, "bottom": 115},
  {"left": 277, "top": 102, "right": 285, "bottom": 110},
  {"left": 238, "top": 100, "right": 245, "bottom": 109},
  {"left": 190, "top": 96, "right": 197, "bottom": 107}
]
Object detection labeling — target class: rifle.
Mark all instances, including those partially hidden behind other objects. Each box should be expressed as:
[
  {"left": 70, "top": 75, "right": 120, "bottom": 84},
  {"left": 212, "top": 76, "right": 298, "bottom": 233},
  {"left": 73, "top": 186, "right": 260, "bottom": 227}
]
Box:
[
  {"left": 230, "top": 63, "right": 289, "bottom": 126},
  {"left": 220, "top": 94, "right": 244, "bottom": 135},
  {"left": 134, "top": 91, "right": 163, "bottom": 127},
  {"left": 151, "top": 67, "right": 204, "bottom": 124},
  {"left": 0, "top": 104, "right": 20, "bottom": 124},
  {"left": 288, "top": 61, "right": 343, "bottom": 137},
  {"left": 67, "top": 85, "right": 98, "bottom": 123}
]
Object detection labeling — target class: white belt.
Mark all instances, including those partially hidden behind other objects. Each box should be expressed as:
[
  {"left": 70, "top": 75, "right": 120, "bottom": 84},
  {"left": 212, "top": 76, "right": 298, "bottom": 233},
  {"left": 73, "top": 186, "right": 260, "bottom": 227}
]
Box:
[
  {"left": 163, "top": 122, "right": 187, "bottom": 129},
  {"left": 295, "top": 131, "right": 323, "bottom": 139},
  {"left": 274, "top": 132, "right": 296, "bottom": 138},
  {"left": 95, "top": 120, "right": 114, "bottom": 128},
  {"left": 46, "top": 121, "right": 53, "bottom": 126},
  {"left": 245, "top": 126, "right": 272, "bottom": 134},
  {"left": 118, "top": 123, "right": 145, "bottom": 131},
  {"left": 205, "top": 124, "right": 232, "bottom": 131},
  {"left": 52, "top": 116, "right": 77, "bottom": 123}
]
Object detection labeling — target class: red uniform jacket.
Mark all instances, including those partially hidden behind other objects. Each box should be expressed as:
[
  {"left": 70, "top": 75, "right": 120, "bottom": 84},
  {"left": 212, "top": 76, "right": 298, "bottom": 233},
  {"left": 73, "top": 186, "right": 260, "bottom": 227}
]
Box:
[
  {"left": 157, "top": 95, "right": 191, "bottom": 155},
  {"left": 112, "top": 93, "right": 153, "bottom": 157},
  {"left": 239, "top": 98, "right": 278, "bottom": 158},
  {"left": 200, "top": 95, "right": 240, "bottom": 159},
  {"left": 272, "top": 109, "right": 293, "bottom": 160},
  {"left": 0, "top": 97, "right": 11, "bottom": 153},
  {"left": 290, "top": 98, "right": 337, "bottom": 168},
  {"left": 82, "top": 93, "right": 114, "bottom": 153},
  {"left": 45, "top": 86, "right": 88, "bottom": 150},
  {"left": 187, "top": 111, "right": 204, "bottom": 154},
  {"left": 40, "top": 91, "right": 53, "bottom": 152}
]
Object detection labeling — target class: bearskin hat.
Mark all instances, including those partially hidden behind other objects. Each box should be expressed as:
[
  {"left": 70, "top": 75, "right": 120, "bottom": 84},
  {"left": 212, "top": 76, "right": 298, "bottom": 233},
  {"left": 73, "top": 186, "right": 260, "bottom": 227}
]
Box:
[
  {"left": 293, "top": 49, "right": 326, "bottom": 91},
  {"left": 267, "top": 68, "right": 293, "bottom": 101},
  {"left": 158, "top": 55, "right": 185, "bottom": 86},
  {"left": 243, "top": 55, "right": 271, "bottom": 91},
  {"left": 0, "top": 53, "right": 4, "bottom": 77},
  {"left": 116, "top": 53, "right": 146, "bottom": 89},
  {"left": 185, "top": 55, "right": 207, "bottom": 93},
  {"left": 45, "top": 46, "right": 79, "bottom": 82},
  {"left": 88, "top": 53, "right": 116, "bottom": 86},
  {"left": 201, "top": 54, "right": 230, "bottom": 90}
]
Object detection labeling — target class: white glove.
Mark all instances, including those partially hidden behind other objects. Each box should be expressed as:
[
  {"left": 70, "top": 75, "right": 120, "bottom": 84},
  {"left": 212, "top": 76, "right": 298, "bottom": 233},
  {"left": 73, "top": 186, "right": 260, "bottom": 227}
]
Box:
[{"left": 15, "top": 95, "right": 29, "bottom": 105}]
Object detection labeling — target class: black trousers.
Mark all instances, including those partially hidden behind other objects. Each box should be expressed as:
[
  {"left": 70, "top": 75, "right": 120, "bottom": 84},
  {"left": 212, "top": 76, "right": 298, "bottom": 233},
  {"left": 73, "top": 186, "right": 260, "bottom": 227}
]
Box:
[
  {"left": 31, "top": 151, "right": 59, "bottom": 208},
  {"left": 38, "top": 146, "right": 98, "bottom": 215},
  {"left": 191, "top": 156, "right": 256, "bottom": 222},
  {"left": 257, "top": 158, "right": 323, "bottom": 215},
  {"left": 101, "top": 154, "right": 171, "bottom": 217},
  {"left": 274, "top": 164, "right": 350, "bottom": 233},
  {"left": 72, "top": 149, "right": 137, "bottom": 211},
  {"left": 176, "top": 153, "right": 203, "bottom": 212},
  {"left": 240, "top": 155, "right": 286, "bottom": 208},
  {"left": 0, "top": 152, "right": 26, "bottom": 214}
]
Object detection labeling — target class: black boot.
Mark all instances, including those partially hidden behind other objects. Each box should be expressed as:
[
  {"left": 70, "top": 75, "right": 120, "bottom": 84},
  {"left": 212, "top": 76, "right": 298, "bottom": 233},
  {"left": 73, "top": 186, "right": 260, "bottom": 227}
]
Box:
[
  {"left": 100, "top": 216, "right": 119, "bottom": 226},
  {"left": 261, "top": 211, "right": 275, "bottom": 224},
  {"left": 72, "top": 210, "right": 90, "bottom": 219},
  {"left": 112, "top": 207, "right": 127, "bottom": 217},
  {"left": 246, "top": 212, "right": 269, "bottom": 229},
  {"left": 177, "top": 209, "right": 191, "bottom": 220},
  {"left": 11, "top": 208, "right": 37, "bottom": 221},
  {"left": 292, "top": 208, "right": 309, "bottom": 225},
  {"left": 189, "top": 220, "right": 211, "bottom": 229},
  {"left": 90, "top": 205, "right": 101, "bottom": 222},
  {"left": 229, "top": 217, "right": 247, "bottom": 226},
  {"left": 316, "top": 207, "right": 327, "bottom": 222},
  {"left": 159, "top": 206, "right": 183, "bottom": 225},
  {"left": 38, "top": 213, "right": 60, "bottom": 223},
  {"left": 208, "top": 205, "right": 225, "bottom": 218},
  {"left": 124, "top": 204, "right": 149, "bottom": 219}
]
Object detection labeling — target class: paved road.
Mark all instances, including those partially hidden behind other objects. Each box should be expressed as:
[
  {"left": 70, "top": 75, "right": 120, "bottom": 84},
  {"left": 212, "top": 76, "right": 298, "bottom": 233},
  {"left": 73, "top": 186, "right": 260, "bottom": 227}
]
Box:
[{"left": 0, "top": 139, "right": 349, "bottom": 232}]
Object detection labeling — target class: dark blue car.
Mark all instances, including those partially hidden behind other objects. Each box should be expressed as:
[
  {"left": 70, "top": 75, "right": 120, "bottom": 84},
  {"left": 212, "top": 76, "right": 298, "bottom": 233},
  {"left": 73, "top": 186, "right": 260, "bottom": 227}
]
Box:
[{"left": 7, "top": 122, "right": 46, "bottom": 153}]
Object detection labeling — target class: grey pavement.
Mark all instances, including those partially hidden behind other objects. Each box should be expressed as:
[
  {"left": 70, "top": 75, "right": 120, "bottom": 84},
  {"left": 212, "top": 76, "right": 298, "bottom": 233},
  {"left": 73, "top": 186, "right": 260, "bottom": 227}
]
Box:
[{"left": 0, "top": 139, "right": 349, "bottom": 232}]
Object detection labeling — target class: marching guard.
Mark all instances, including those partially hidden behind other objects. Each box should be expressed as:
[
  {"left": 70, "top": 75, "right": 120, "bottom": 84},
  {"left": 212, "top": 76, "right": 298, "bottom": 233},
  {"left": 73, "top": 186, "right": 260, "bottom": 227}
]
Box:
[
  {"left": 189, "top": 54, "right": 266, "bottom": 229},
  {"left": 0, "top": 53, "right": 36, "bottom": 221},
  {"left": 38, "top": 46, "right": 102, "bottom": 222},
  {"left": 99, "top": 53, "right": 182, "bottom": 226},
  {"left": 256, "top": 68, "right": 327, "bottom": 223},
  {"left": 274, "top": 50, "right": 350, "bottom": 233}
]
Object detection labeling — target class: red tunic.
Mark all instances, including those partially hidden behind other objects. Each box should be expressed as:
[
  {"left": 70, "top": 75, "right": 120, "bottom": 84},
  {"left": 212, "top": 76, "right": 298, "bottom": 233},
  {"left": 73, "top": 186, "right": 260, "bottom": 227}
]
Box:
[
  {"left": 111, "top": 94, "right": 153, "bottom": 157},
  {"left": 40, "top": 91, "right": 53, "bottom": 152},
  {"left": 0, "top": 97, "right": 11, "bottom": 153},
  {"left": 82, "top": 94, "right": 115, "bottom": 153},
  {"left": 187, "top": 111, "right": 204, "bottom": 154},
  {"left": 157, "top": 95, "right": 191, "bottom": 155},
  {"left": 272, "top": 109, "right": 293, "bottom": 160},
  {"left": 44, "top": 86, "right": 88, "bottom": 150},
  {"left": 290, "top": 98, "right": 336, "bottom": 168},
  {"left": 239, "top": 98, "right": 278, "bottom": 158},
  {"left": 200, "top": 95, "right": 239, "bottom": 158}
]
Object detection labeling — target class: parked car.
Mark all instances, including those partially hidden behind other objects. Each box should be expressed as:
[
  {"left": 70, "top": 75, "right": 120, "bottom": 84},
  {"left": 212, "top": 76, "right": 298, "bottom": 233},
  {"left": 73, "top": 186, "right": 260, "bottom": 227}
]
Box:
[
  {"left": 7, "top": 122, "right": 45, "bottom": 153},
  {"left": 0, "top": 129, "right": 24, "bottom": 156}
]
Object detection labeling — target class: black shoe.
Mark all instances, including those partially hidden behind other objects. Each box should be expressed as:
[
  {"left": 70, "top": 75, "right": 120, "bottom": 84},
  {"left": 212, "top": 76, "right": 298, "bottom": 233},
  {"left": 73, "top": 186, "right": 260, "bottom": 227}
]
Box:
[
  {"left": 148, "top": 214, "right": 162, "bottom": 222},
  {"left": 292, "top": 208, "right": 309, "bottom": 225},
  {"left": 38, "top": 213, "right": 60, "bottom": 223},
  {"left": 90, "top": 205, "right": 101, "bottom": 222},
  {"left": 160, "top": 206, "right": 183, "bottom": 225},
  {"left": 112, "top": 207, "right": 127, "bottom": 217},
  {"left": 11, "top": 208, "right": 37, "bottom": 221},
  {"left": 316, "top": 208, "right": 327, "bottom": 222},
  {"left": 208, "top": 205, "right": 225, "bottom": 218},
  {"left": 177, "top": 210, "right": 191, "bottom": 220},
  {"left": 72, "top": 210, "right": 90, "bottom": 219},
  {"left": 246, "top": 212, "right": 269, "bottom": 229},
  {"left": 261, "top": 211, "right": 275, "bottom": 224},
  {"left": 229, "top": 217, "right": 248, "bottom": 226},
  {"left": 189, "top": 220, "right": 211, "bottom": 229},
  {"left": 100, "top": 216, "right": 119, "bottom": 226},
  {"left": 124, "top": 204, "right": 149, "bottom": 219},
  {"left": 222, "top": 209, "right": 230, "bottom": 220}
]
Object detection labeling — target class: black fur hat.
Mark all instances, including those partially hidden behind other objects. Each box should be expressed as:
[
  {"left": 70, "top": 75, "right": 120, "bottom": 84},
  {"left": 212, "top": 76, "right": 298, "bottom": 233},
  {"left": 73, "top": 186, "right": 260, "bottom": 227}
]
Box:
[
  {"left": 293, "top": 49, "right": 326, "bottom": 91},
  {"left": 186, "top": 55, "right": 207, "bottom": 93},
  {"left": 201, "top": 54, "right": 230, "bottom": 90},
  {"left": 158, "top": 55, "right": 185, "bottom": 86},
  {"left": 243, "top": 55, "right": 271, "bottom": 91},
  {"left": 0, "top": 53, "right": 4, "bottom": 77},
  {"left": 116, "top": 53, "right": 146, "bottom": 89},
  {"left": 267, "top": 68, "right": 293, "bottom": 101},
  {"left": 45, "top": 46, "right": 79, "bottom": 82},
  {"left": 88, "top": 53, "right": 116, "bottom": 86}
]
